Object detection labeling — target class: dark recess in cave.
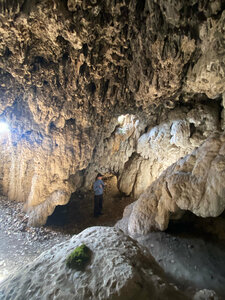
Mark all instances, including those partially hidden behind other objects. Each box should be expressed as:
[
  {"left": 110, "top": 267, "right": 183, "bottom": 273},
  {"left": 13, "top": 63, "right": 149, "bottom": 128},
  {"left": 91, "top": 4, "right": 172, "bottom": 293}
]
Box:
[
  {"left": 62, "top": 52, "right": 69, "bottom": 62},
  {"left": 66, "top": 118, "right": 76, "bottom": 127},
  {"left": 79, "top": 63, "right": 87, "bottom": 76},
  {"left": 166, "top": 210, "right": 225, "bottom": 242},
  {"left": 189, "top": 123, "right": 196, "bottom": 137},
  {"left": 82, "top": 43, "right": 88, "bottom": 57},
  {"left": 135, "top": 0, "right": 145, "bottom": 15},
  {"left": 45, "top": 204, "right": 69, "bottom": 227},
  {"left": 49, "top": 121, "right": 57, "bottom": 131},
  {"left": 45, "top": 191, "right": 89, "bottom": 229},
  {"left": 87, "top": 82, "right": 96, "bottom": 94},
  {"left": 4, "top": 47, "right": 12, "bottom": 57}
]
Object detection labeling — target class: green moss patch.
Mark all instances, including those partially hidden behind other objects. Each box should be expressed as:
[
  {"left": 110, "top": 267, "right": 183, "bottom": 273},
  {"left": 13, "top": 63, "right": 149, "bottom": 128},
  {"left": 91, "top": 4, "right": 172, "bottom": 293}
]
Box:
[{"left": 66, "top": 244, "right": 92, "bottom": 270}]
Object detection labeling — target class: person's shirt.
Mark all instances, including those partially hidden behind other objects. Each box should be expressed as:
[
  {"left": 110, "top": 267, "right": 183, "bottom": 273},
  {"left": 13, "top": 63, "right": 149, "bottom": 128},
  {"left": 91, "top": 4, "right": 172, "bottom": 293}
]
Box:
[{"left": 93, "top": 179, "right": 105, "bottom": 196}]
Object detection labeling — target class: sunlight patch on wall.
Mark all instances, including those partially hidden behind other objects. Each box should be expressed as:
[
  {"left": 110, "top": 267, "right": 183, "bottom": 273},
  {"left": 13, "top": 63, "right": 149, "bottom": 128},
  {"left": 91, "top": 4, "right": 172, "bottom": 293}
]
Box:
[
  {"left": 0, "top": 122, "right": 9, "bottom": 134},
  {"left": 117, "top": 114, "right": 139, "bottom": 135}
]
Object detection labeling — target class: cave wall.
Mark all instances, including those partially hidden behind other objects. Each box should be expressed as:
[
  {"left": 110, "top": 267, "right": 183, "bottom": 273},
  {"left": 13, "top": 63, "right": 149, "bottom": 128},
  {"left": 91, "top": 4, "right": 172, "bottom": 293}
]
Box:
[
  {"left": 0, "top": 0, "right": 224, "bottom": 225},
  {"left": 116, "top": 131, "right": 225, "bottom": 236},
  {"left": 118, "top": 104, "right": 219, "bottom": 198},
  {"left": 84, "top": 103, "right": 220, "bottom": 200}
]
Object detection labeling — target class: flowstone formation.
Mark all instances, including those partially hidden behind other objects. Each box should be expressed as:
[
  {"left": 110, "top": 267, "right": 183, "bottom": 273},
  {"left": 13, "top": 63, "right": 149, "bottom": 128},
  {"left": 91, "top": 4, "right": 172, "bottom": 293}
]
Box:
[
  {"left": 117, "top": 131, "right": 225, "bottom": 236},
  {"left": 84, "top": 103, "right": 219, "bottom": 199},
  {"left": 0, "top": 0, "right": 224, "bottom": 225},
  {"left": 0, "top": 227, "right": 187, "bottom": 300}
]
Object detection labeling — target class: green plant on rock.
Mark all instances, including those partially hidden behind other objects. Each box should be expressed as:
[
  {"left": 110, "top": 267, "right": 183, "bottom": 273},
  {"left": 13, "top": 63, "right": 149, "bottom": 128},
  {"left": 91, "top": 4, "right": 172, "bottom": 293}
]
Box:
[{"left": 66, "top": 244, "right": 92, "bottom": 270}]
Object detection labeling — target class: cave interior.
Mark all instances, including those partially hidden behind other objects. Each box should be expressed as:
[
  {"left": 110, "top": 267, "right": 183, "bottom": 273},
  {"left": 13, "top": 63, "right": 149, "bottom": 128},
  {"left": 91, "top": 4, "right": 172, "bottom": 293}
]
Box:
[{"left": 0, "top": 0, "right": 225, "bottom": 299}]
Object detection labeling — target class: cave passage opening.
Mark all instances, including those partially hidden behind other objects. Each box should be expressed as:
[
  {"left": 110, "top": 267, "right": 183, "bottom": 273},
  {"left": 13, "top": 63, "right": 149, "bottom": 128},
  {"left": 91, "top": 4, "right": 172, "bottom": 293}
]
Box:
[
  {"left": 46, "top": 113, "right": 141, "bottom": 232},
  {"left": 45, "top": 173, "right": 133, "bottom": 233}
]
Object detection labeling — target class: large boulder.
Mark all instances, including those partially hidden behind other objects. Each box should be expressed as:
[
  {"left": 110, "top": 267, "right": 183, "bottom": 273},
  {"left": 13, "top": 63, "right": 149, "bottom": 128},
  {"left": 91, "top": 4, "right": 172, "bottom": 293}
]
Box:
[
  {"left": 118, "top": 132, "right": 225, "bottom": 236},
  {"left": 118, "top": 105, "right": 219, "bottom": 199},
  {"left": 0, "top": 226, "right": 187, "bottom": 300}
]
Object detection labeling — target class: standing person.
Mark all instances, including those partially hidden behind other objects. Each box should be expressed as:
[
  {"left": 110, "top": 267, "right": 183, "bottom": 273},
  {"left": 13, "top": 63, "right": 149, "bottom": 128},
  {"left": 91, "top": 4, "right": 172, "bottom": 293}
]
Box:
[{"left": 93, "top": 173, "right": 105, "bottom": 217}]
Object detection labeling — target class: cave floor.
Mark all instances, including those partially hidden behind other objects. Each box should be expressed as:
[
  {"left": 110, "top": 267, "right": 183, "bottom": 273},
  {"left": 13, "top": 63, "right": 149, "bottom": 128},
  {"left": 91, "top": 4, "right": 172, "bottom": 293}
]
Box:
[
  {"left": 46, "top": 175, "right": 134, "bottom": 234},
  {"left": 0, "top": 178, "right": 133, "bottom": 284},
  {"left": 0, "top": 196, "right": 71, "bottom": 283},
  {"left": 138, "top": 228, "right": 225, "bottom": 298},
  {"left": 46, "top": 192, "right": 134, "bottom": 234},
  {"left": 1, "top": 193, "right": 225, "bottom": 299}
]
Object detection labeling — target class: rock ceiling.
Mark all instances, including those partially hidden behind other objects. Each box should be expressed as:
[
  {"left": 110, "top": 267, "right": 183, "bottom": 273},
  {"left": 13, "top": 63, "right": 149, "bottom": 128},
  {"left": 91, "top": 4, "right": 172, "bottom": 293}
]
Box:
[{"left": 0, "top": 0, "right": 224, "bottom": 225}]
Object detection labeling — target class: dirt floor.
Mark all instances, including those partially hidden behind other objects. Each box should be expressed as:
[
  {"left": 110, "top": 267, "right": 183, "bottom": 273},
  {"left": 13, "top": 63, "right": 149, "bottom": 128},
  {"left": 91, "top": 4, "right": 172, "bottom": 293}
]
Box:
[
  {"left": 46, "top": 174, "right": 133, "bottom": 233},
  {"left": 0, "top": 175, "right": 134, "bottom": 283},
  {"left": 1, "top": 176, "right": 225, "bottom": 299},
  {"left": 0, "top": 196, "right": 71, "bottom": 283}
]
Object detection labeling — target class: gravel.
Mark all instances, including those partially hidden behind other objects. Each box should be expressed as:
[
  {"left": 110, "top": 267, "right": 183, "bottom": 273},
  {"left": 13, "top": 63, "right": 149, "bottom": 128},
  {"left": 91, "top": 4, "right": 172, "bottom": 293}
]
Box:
[{"left": 0, "top": 196, "right": 71, "bottom": 283}]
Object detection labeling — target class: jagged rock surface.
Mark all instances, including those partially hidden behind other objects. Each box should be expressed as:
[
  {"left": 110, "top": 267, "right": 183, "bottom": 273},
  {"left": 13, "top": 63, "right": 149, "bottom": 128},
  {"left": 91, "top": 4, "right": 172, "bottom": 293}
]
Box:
[
  {"left": 0, "top": 0, "right": 224, "bottom": 225},
  {"left": 117, "top": 132, "right": 225, "bottom": 236},
  {"left": 185, "top": 9, "right": 225, "bottom": 99},
  {"left": 0, "top": 226, "right": 187, "bottom": 300},
  {"left": 193, "top": 289, "right": 219, "bottom": 300},
  {"left": 117, "top": 104, "right": 219, "bottom": 198}
]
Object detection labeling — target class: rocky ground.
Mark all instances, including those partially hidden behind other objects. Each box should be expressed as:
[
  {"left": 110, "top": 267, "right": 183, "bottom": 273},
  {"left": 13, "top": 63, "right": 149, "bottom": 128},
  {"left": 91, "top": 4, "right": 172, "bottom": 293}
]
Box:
[
  {"left": 0, "top": 227, "right": 188, "bottom": 300},
  {"left": 0, "top": 176, "right": 133, "bottom": 283},
  {"left": 1, "top": 182, "right": 225, "bottom": 299},
  {"left": 46, "top": 175, "right": 134, "bottom": 233},
  {"left": 0, "top": 196, "right": 71, "bottom": 283},
  {"left": 138, "top": 235, "right": 225, "bottom": 298},
  {"left": 137, "top": 214, "right": 225, "bottom": 299}
]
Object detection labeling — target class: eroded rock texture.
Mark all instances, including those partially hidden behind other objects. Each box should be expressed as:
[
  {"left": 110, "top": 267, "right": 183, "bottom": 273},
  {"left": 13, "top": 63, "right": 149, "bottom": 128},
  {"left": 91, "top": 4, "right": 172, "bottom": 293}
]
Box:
[
  {"left": 117, "top": 104, "right": 219, "bottom": 198},
  {"left": 119, "top": 132, "right": 225, "bottom": 236},
  {"left": 0, "top": 0, "right": 224, "bottom": 225},
  {"left": 0, "top": 226, "right": 187, "bottom": 300}
]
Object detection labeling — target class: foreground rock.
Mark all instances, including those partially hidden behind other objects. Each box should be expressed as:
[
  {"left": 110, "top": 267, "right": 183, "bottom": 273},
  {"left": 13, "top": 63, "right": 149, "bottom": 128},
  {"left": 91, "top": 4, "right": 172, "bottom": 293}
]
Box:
[
  {"left": 193, "top": 289, "right": 219, "bottom": 300},
  {"left": 137, "top": 231, "right": 225, "bottom": 298},
  {"left": 0, "top": 196, "right": 71, "bottom": 283},
  {"left": 117, "top": 132, "right": 225, "bottom": 236},
  {"left": 0, "top": 226, "right": 187, "bottom": 300}
]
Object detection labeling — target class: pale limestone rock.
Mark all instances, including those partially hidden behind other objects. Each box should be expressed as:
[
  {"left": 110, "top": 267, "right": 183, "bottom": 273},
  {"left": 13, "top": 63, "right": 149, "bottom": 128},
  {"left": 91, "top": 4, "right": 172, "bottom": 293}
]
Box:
[
  {"left": 83, "top": 114, "right": 144, "bottom": 190},
  {"left": 84, "top": 104, "right": 218, "bottom": 202},
  {"left": 118, "top": 105, "right": 219, "bottom": 199},
  {"left": 193, "top": 289, "right": 219, "bottom": 300},
  {"left": 170, "top": 120, "right": 190, "bottom": 147},
  {"left": 0, "top": 102, "right": 219, "bottom": 226},
  {"left": 0, "top": 227, "right": 186, "bottom": 300},
  {"left": 115, "top": 202, "right": 135, "bottom": 235},
  {"left": 0, "top": 128, "right": 90, "bottom": 226},
  {"left": 132, "top": 159, "right": 153, "bottom": 199},
  {"left": 27, "top": 190, "right": 70, "bottom": 226},
  {"left": 185, "top": 11, "right": 225, "bottom": 98},
  {"left": 118, "top": 154, "right": 142, "bottom": 196},
  {"left": 125, "top": 132, "right": 225, "bottom": 236}
]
